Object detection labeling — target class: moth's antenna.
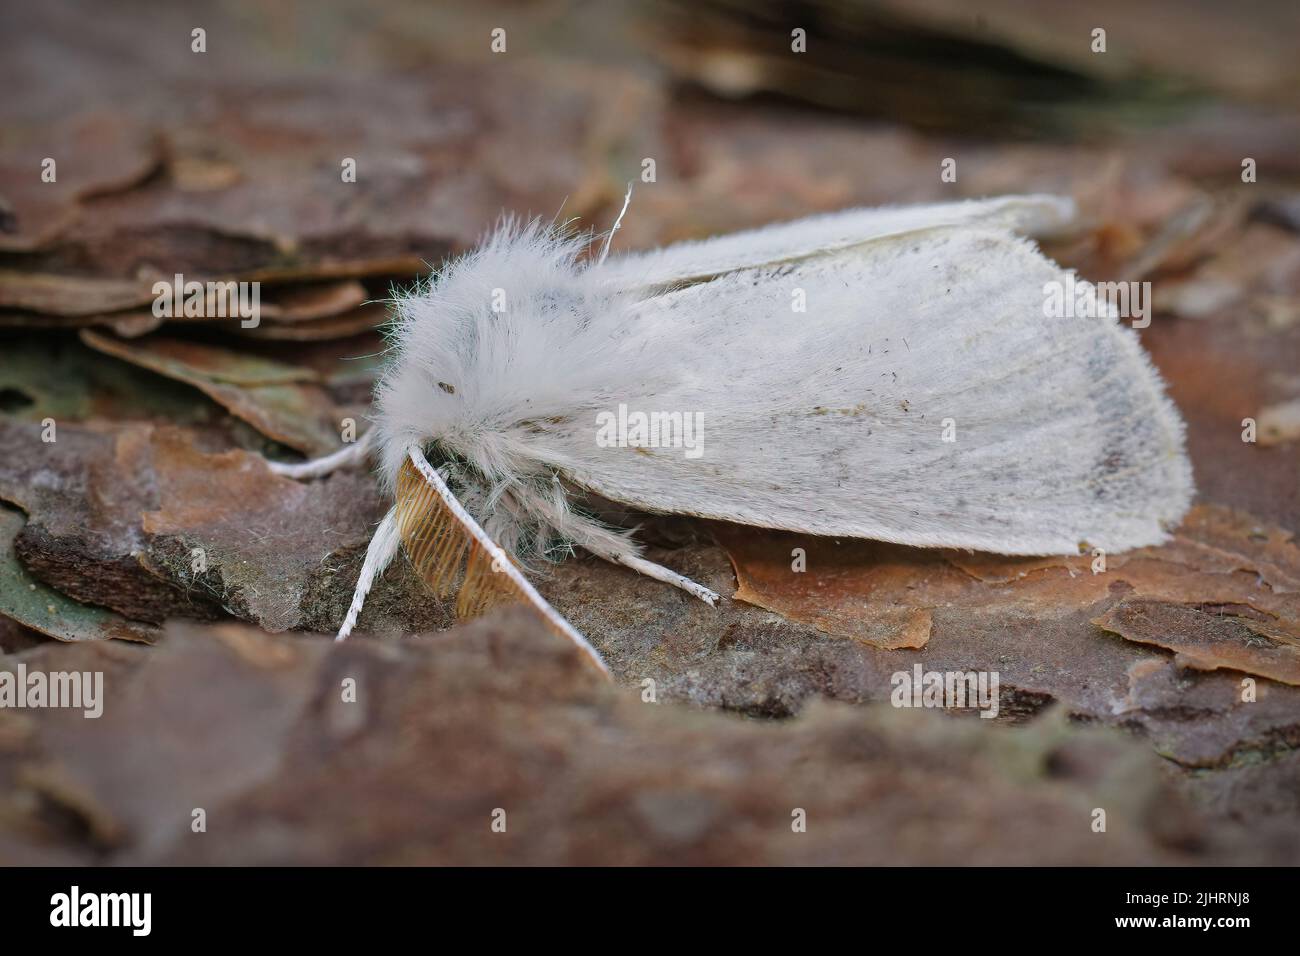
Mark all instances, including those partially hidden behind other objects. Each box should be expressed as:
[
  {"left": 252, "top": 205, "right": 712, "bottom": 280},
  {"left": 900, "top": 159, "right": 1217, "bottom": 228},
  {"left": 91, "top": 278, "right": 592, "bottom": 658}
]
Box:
[
  {"left": 398, "top": 446, "right": 611, "bottom": 676},
  {"left": 332, "top": 447, "right": 610, "bottom": 676},
  {"left": 597, "top": 181, "right": 633, "bottom": 266}
]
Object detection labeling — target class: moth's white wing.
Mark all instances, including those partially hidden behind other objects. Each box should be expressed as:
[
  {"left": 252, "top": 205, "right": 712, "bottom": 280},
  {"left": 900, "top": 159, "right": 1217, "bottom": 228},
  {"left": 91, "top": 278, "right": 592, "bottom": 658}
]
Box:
[
  {"left": 595, "top": 194, "right": 1076, "bottom": 290},
  {"left": 537, "top": 226, "right": 1191, "bottom": 555}
]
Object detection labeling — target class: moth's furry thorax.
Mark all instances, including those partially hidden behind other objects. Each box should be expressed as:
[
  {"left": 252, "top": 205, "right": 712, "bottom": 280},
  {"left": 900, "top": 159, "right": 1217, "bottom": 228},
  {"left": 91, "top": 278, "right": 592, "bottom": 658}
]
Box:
[{"left": 374, "top": 219, "right": 648, "bottom": 568}]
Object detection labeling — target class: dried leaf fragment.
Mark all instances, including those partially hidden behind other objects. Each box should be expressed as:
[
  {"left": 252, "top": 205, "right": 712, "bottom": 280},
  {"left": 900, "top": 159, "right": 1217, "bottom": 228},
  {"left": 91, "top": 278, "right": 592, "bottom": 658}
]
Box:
[{"left": 1093, "top": 599, "right": 1300, "bottom": 685}]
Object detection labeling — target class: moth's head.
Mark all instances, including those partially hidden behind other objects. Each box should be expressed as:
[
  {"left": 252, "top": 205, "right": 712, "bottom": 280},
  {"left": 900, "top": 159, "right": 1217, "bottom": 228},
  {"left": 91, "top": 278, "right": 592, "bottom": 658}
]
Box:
[{"left": 371, "top": 218, "right": 605, "bottom": 496}]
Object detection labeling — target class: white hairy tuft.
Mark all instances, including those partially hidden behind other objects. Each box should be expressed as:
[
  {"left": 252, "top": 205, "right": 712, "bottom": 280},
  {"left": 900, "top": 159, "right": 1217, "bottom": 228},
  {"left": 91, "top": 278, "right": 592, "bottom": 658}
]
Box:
[{"left": 373, "top": 216, "right": 647, "bottom": 570}]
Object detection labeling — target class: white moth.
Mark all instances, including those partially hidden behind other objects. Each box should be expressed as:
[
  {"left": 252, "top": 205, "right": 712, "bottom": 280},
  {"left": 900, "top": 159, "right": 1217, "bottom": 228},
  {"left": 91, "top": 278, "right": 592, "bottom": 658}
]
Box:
[{"left": 272, "top": 194, "right": 1193, "bottom": 674}]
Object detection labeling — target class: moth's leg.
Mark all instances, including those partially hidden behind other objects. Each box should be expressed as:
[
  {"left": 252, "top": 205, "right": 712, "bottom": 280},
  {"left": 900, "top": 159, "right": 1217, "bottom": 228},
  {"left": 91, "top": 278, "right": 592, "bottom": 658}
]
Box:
[
  {"left": 269, "top": 428, "right": 374, "bottom": 480},
  {"left": 498, "top": 480, "right": 720, "bottom": 607},
  {"left": 610, "top": 553, "right": 719, "bottom": 606},
  {"left": 336, "top": 506, "right": 401, "bottom": 641}
]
